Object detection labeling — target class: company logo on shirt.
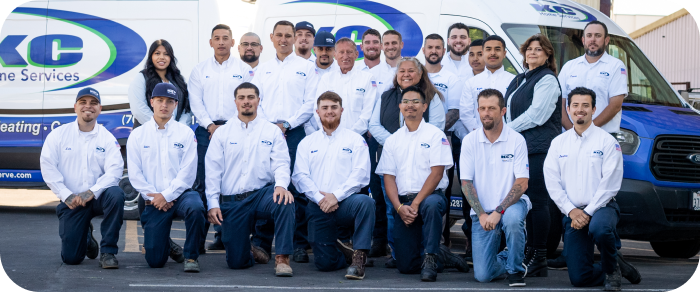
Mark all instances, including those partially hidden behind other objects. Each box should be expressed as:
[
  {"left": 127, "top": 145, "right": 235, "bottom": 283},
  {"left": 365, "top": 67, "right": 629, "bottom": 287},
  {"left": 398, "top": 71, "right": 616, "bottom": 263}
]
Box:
[
  {"left": 205, "top": 76, "right": 210, "bottom": 78},
  {"left": 434, "top": 83, "right": 447, "bottom": 91},
  {"left": 501, "top": 154, "right": 514, "bottom": 162},
  {"left": 173, "top": 143, "right": 184, "bottom": 149},
  {"left": 296, "top": 71, "right": 307, "bottom": 77},
  {"left": 266, "top": 71, "right": 272, "bottom": 74},
  {"left": 342, "top": 148, "right": 353, "bottom": 154},
  {"left": 420, "top": 143, "right": 431, "bottom": 149},
  {"left": 311, "top": 150, "right": 318, "bottom": 153},
  {"left": 476, "top": 87, "right": 483, "bottom": 91},
  {"left": 599, "top": 72, "right": 609, "bottom": 77},
  {"left": 261, "top": 140, "right": 273, "bottom": 146},
  {"left": 232, "top": 74, "right": 243, "bottom": 79},
  {"left": 356, "top": 88, "right": 365, "bottom": 93},
  {"left": 95, "top": 147, "right": 105, "bottom": 152},
  {"left": 65, "top": 147, "right": 72, "bottom": 150},
  {"left": 593, "top": 150, "right": 603, "bottom": 156}
]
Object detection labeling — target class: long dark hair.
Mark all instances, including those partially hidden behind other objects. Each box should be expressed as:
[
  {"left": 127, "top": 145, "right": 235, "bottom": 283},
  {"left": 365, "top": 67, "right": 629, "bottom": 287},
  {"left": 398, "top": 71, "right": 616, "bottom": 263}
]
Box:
[
  {"left": 142, "top": 39, "right": 190, "bottom": 120},
  {"left": 393, "top": 57, "right": 444, "bottom": 104}
]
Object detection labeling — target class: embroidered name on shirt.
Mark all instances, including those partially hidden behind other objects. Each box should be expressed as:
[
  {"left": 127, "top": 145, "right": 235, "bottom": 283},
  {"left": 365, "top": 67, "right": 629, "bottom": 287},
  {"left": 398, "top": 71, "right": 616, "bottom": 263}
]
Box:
[
  {"left": 95, "top": 147, "right": 105, "bottom": 152},
  {"left": 65, "top": 147, "right": 72, "bottom": 150},
  {"left": 501, "top": 154, "right": 514, "bottom": 162},
  {"left": 296, "top": 71, "right": 306, "bottom": 77},
  {"left": 311, "top": 150, "right": 318, "bottom": 153},
  {"left": 420, "top": 143, "right": 431, "bottom": 149},
  {"left": 173, "top": 143, "right": 184, "bottom": 149},
  {"left": 230, "top": 142, "right": 238, "bottom": 145},
  {"left": 342, "top": 148, "right": 353, "bottom": 154},
  {"left": 559, "top": 155, "right": 568, "bottom": 158},
  {"left": 261, "top": 140, "right": 272, "bottom": 146},
  {"left": 593, "top": 150, "right": 604, "bottom": 156},
  {"left": 144, "top": 146, "right": 150, "bottom": 148},
  {"left": 569, "top": 75, "right": 577, "bottom": 78}
]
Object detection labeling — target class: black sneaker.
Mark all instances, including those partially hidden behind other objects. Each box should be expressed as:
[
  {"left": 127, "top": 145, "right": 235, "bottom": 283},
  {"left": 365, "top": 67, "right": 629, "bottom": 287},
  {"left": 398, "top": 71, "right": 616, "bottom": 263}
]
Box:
[
  {"left": 547, "top": 253, "right": 568, "bottom": 270},
  {"left": 617, "top": 253, "right": 641, "bottom": 284},
  {"left": 169, "top": 238, "right": 185, "bottom": 263},
  {"left": 293, "top": 248, "right": 309, "bottom": 263},
  {"left": 336, "top": 240, "right": 354, "bottom": 265},
  {"left": 98, "top": 253, "right": 119, "bottom": 269},
  {"left": 420, "top": 254, "right": 438, "bottom": 282},
  {"left": 604, "top": 264, "right": 622, "bottom": 291},
  {"left": 439, "top": 244, "right": 469, "bottom": 273},
  {"left": 385, "top": 257, "right": 397, "bottom": 268},
  {"left": 525, "top": 248, "right": 548, "bottom": 277},
  {"left": 508, "top": 272, "right": 526, "bottom": 287},
  {"left": 207, "top": 233, "right": 225, "bottom": 250},
  {"left": 368, "top": 240, "right": 388, "bottom": 258},
  {"left": 86, "top": 223, "right": 99, "bottom": 260}
]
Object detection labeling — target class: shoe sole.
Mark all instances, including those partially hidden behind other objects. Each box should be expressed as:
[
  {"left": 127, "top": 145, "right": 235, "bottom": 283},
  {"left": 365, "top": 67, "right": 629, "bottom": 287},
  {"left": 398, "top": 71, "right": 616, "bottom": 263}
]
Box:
[
  {"left": 421, "top": 278, "right": 436, "bottom": 282},
  {"left": 293, "top": 257, "right": 309, "bottom": 263},
  {"left": 99, "top": 263, "right": 119, "bottom": 269},
  {"left": 184, "top": 269, "right": 200, "bottom": 273},
  {"left": 276, "top": 272, "right": 293, "bottom": 277},
  {"left": 509, "top": 283, "right": 526, "bottom": 287},
  {"left": 345, "top": 274, "right": 365, "bottom": 280}
]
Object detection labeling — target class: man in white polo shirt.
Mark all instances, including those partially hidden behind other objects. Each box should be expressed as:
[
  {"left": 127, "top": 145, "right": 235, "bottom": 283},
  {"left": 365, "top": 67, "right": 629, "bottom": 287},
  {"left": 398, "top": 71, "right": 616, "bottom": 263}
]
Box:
[
  {"left": 295, "top": 21, "right": 316, "bottom": 63},
  {"left": 460, "top": 89, "right": 530, "bottom": 286},
  {"left": 441, "top": 23, "right": 473, "bottom": 84}
]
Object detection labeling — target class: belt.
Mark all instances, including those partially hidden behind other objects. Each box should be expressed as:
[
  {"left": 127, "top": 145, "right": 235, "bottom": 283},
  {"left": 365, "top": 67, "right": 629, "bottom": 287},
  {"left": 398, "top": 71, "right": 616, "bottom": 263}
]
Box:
[
  {"left": 213, "top": 120, "right": 227, "bottom": 125},
  {"left": 219, "top": 183, "right": 273, "bottom": 203},
  {"left": 144, "top": 200, "right": 153, "bottom": 206},
  {"left": 399, "top": 193, "right": 418, "bottom": 204}
]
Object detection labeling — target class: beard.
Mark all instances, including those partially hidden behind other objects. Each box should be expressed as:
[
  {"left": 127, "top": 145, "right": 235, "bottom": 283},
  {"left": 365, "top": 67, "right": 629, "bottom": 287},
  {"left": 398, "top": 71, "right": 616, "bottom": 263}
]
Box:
[
  {"left": 81, "top": 116, "right": 95, "bottom": 123},
  {"left": 426, "top": 54, "right": 442, "bottom": 65},
  {"left": 585, "top": 45, "right": 605, "bottom": 57},
  {"left": 241, "top": 110, "right": 254, "bottom": 116},
  {"left": 364, "top": 51, "right": 380, "bottom": 61},
  {"left": 242, "top": 54, "right": 259, "bottom": 63},
  {"left": 448, "top": 44, "right": 468, "bottom": 56},
  {"left": 481, "top": 117, "right": 496, "bottom": 130},
  {"left": 298, "top": 47, "right": 310, "bottom": 56},
  {"left": 318, "top": 57, "right": 331, "bottom": 66},
  {"left": 321, "top": 116, "right": 340, "bottom": 130}
]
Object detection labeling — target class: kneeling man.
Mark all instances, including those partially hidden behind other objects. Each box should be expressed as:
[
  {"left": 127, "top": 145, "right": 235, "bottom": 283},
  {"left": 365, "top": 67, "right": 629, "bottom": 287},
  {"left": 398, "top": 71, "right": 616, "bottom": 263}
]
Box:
[
  {"left": 293, "top": 91, "right": 375, "bottom": 279},
  {"left": 206, "top": 82, "right": 296, "bottom": 276}
]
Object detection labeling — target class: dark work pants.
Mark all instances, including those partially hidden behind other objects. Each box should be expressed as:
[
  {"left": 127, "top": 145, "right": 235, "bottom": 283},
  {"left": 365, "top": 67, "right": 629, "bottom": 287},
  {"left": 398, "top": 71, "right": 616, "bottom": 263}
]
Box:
[
  {"left": 194, "top": 126, "right": 221, "bottom": 244},
  {"left": 141, "top": 190, "right": 205, "bottom": 268},
  {"left": 564, "top": 201, "right": 620, "bottom": 287},
  {"left": 220, "top": 185, "right": 295, "bottom": 269},
  {"left": 56, "top": 186, "right": 124, "bottom": 265},
  {"left": 525, "top": 153, "right": 551, "bottom": 250},
  {"left": 307, "top": 194, "right": 376, "bottom": 271},
  {"left": 394, "top": 192, "right": 447, "bottom": 274}
]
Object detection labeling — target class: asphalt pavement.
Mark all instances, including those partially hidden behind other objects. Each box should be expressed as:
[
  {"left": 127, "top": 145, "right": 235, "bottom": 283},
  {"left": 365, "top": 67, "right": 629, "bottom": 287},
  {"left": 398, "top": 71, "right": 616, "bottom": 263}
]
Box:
[{"left": 0, "top": 192, "right": 699, "bottom": 292}]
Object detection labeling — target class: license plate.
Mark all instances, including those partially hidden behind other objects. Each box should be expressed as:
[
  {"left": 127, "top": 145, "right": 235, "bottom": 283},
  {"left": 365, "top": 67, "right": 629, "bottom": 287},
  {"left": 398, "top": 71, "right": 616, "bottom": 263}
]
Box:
[{"left": 693, "top": 190, "right": 700, "bottom": 211}]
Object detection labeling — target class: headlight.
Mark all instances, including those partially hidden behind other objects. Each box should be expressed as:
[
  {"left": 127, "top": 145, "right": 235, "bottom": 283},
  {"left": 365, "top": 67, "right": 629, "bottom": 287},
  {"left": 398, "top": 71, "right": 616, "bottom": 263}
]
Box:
[{"left": 612, "top": 129, "right": 640, "bottom": 155}]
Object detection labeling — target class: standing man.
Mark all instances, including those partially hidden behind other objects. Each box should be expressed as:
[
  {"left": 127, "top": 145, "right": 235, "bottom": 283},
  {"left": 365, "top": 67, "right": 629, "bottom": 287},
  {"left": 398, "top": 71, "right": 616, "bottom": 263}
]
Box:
[
  {"left": 293, "top": 91, "right": 375, "bottom": 280},
  {"left": 127, "top": 83, "right": 205, "bottom": 272},
  {"left": 382, "top": 30, "right": 403, "bottom": 69},
  {"left": 189, "top": 24, "right": 254, "bottom": 251},
  {"left": 467, "top": 39, "right": 486, "bottom": 77},
  {"left": 442, "top": 23, "right": 473, "bottom": 84},
  {"left": 252, "top": 20, "right": 319, "bottom": 263},
  {"left": 559, "top": 21, "right": 627, "bottom": 133},
  {"left": 460, "top": 89, "right": 530, "bottom": 286},
  {"left": 376, "top": 86, "right": 465, "bottom": 282},
  {"left": 544, "top": 87, "right": 641, "bottom": 290},
  {"left": 356, "top": 29, "right": 394, "bottom": 94},
  {"left": 239, "top": 32, "right": 263, "bottom": 72},
  {"left": 41, "top": 87, "right": 124, "bottom": 268},
  {"left": 460, "top": 35, "right": 515, "bottom": 133},
  {"left": 295, "top": 21, "right": 316, "bottom": 63},
  {"left": 303, "top": 31, "right": 338, "bottom": 135},
  {"left": 422, "top": 33, "right": 463, "bottom": 246},
  {"left": 206, "top": 82, "right": 296, "bottom": 276}
]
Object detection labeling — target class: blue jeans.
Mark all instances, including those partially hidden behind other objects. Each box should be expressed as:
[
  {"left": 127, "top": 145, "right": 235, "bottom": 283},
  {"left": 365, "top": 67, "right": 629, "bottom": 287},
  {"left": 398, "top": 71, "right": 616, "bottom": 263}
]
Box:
[
  {"left": 379, "top": 175, "right": 395, "bottom": 259},
  {"left": 393, "top": 192, "right": 446, "bottom": 274},
  {"left": 56, "top": 186, "right": 124, "bottom": 264},
  {"left": 141, "top": 190, "right": 205, "bottom": 268},
  {"left": 307, "top": 194, "right": 375, "bottom": 271},
  {"left": 564, "top": 200, "right": 620, "bottom": 287},
  {"left": 471, "top": 199, "right": 528, "bottom": 282}
]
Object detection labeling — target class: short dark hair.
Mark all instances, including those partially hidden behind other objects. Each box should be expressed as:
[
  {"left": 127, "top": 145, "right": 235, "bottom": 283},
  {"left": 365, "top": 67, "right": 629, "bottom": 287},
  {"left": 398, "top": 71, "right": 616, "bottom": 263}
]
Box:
[
  {"left": 477, "top": 89, "right": 505, "bottom": 109},
  {"left": 469, "top": 39, "right": 484, "bottom": 48},
  {"left": 234, "top": 82, "right": 259, "bottom": 97},
  {"left": 317, "top": 91, "right": 343, "bottom": 107},
  {"left": 362, "top": 29, "right": 381, "bottom": 41},
  {"left": 335, "top": 37, "right": 357, "bottom": 51},
  {"left": 273, "top": 20, "right": 295, "bottom": 34},
  {"left": 483, "top": 35, "right": 506, "bottom": 49},
  {"left": 383, "top": 30, "right": 402, "bottom": 42},
  {"left": 584, "top": 20, "right": 608, "bottom": 38},
  {"left": 447, "top": 23, "right": 469, "bottom": 37},
  {"left": 424, "top": 33, "right": 444, "bottom": 46},
  {"left": 567, "top": 87, "right": 596, "bottom": 108},
  {"left": 211, "top": 24, "right": 232, "bottom": 37},
  {"left": 401, "top": 86, "right": 427, "bottom": 103}
]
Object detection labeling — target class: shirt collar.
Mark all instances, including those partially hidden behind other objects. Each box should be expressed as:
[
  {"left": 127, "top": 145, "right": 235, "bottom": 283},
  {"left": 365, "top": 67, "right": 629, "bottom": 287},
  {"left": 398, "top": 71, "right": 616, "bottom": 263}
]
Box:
[
  {"left": 477, "top": 125, "right": 509, "bottom": 144},
  {"left": 73, "top": 119, "right": 98, "bottom": 136},
  {"left": 212, "top": 55, "right": 232, "bottom": 66},
  {"left": 402, "top": 118, "right": 426, "bottom": 134},
  {"left": 574, "top": 124, "right": 597, "bottom": 140},
  {"left": 153, "top": 117, "right": 176, "bottom": 132},
  {"left": 577, "top": 52, "right": 610, "bottom": 65},
  {"left": 484, "top": 66, "right": 505, "bottom": 76},
  {"left": 276, "top": 53, "right": 298, "bottom": 64},
  {"left": 236, "top": 115, "right": 260, "bottom": 129}
]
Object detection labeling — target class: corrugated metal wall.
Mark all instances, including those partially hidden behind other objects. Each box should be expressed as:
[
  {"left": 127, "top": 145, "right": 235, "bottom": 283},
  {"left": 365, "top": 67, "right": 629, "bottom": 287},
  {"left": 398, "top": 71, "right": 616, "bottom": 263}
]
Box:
[{"left": 633, "top": 13, "right": 700, "bottom": 90}]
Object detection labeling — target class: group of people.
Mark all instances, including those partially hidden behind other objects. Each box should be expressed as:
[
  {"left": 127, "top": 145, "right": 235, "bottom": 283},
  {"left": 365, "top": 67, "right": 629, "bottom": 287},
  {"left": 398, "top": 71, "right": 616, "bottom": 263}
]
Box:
[{"left": 39, "top": 19, "right": 643, "bottom": 290}]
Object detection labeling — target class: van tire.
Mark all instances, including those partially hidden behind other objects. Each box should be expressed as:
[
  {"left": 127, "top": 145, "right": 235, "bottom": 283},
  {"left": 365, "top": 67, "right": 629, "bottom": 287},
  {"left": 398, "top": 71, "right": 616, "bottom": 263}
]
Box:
[
  {"left": 650, "top": 240, "right": 700, "bottom": 258},
  {"left": 119, "top": 174, "right": 140, "bottom": 220}
]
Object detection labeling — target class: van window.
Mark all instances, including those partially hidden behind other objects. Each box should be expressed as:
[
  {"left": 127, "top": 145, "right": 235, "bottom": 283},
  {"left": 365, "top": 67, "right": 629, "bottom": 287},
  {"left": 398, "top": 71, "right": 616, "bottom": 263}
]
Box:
[
  {"left": 468, "top": 28, "right": 518, "bottom": 75},
  {"left": 501, "top": 24, "right": 683, "bottom": 107}
]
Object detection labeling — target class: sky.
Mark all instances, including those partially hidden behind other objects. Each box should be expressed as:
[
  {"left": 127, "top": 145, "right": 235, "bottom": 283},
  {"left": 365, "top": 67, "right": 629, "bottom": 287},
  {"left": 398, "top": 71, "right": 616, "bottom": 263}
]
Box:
[{"left": 614, "top": 0, "right": 692, "bottom": 15}]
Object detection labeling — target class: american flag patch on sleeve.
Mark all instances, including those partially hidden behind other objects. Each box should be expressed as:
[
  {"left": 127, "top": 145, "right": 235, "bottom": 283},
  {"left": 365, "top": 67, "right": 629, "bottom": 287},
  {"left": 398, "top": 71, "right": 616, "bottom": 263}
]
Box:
[
  {"left": 115, "top": 141, "right": 121, "bottom": 148},
  {"left": 615, "top": 144, "right": 621, "bottom": 151},
  {"left": 249, "top": 70, "right": 254, "bottom": 77},
  {"left": 620, "top": 68, "right": 627, "bottom": 75},
  {"left": 441, "top": 138, "right": 449, "bottom": 145},
  {"left": 371, "top": 81, "right": 377, "bottom": 87},
  {"left": 363, "top": 140, "right": 368, "bottom": 146}
]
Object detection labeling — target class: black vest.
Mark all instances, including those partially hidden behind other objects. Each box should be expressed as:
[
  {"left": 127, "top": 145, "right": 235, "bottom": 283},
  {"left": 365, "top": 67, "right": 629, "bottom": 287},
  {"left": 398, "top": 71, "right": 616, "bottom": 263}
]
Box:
[
  {"left": 505, "top": 65, "right": 562, "bottom": 154},
  {"left": 379, "top": 87, "right": 430, "bottom": 135}
]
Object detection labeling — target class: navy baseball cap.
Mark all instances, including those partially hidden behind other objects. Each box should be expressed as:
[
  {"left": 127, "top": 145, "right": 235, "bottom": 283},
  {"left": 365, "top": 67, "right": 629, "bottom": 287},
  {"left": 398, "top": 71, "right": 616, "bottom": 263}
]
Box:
[
  {"left": 76, "top": 87, "right": 101, "bottom": 103},
  {"left": 295, "top": 21, "right": 316, "bottom": 36},
  {"left": 152, "top": 83, "right": 179, "bottom": 102},
  {"left": 313, "top": 31, "right": 336, "bottom": 47}
]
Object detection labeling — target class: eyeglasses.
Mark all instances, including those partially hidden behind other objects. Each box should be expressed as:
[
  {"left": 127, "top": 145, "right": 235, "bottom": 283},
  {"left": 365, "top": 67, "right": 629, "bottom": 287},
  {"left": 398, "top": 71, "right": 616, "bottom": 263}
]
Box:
[
  {"left": 241, "top": 42, "right": 261, "bottom": 48},
  {"left": 401, "top": 99, "right": 423, "bottom": 104}
]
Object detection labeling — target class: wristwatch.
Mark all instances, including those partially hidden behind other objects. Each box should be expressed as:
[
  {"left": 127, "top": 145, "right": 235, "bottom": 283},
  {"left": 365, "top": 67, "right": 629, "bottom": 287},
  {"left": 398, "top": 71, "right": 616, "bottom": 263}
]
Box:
[
  {"left": 282, "top": 121, "right": 291, "bottom": 130},
  {"left": 495, "top": 206, "right": 505, "bottom": 214}
]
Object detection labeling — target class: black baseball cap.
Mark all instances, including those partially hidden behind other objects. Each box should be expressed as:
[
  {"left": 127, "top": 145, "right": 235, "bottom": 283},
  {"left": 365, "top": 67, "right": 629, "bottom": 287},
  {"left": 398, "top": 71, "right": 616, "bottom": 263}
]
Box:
[
  {"left": 152, "top": 83, "right": 179, "bottom": 102},
  {"left": 76, "top": 87, "right": 101, "bottom": 103},
  {"left": 295, "top": 21, "right": 316, "bottom": 36},
  {"left": 313, "top": 31, "right": 335, "bottom": 47}
]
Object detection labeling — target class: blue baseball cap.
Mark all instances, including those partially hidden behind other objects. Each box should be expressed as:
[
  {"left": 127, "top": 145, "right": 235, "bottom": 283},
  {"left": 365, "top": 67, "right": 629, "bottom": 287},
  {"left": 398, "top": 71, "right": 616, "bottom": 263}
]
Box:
[
  {"left": 76, "top": 87, "right": 101, "bottom": 103},
  {"left": 152, "top": 83, "right": 179, "bottom": 102},
  {"left": 313, "top": 31, "right": 335, "bottom": 47},
  {"left": 295, "top": 21, "right": 316, "bottom": 36}
]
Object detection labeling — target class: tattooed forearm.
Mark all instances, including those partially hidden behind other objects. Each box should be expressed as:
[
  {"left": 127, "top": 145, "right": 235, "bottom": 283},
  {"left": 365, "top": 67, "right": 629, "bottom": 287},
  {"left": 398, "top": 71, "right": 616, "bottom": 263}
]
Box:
[
  {"left": 497, "top": 180, "right": 526, "bottom": 211},
  {"left": 445, "top": 109, "right": 459, "bottom": 131},
  {"left": 461, "top": 180, "right": 485, "bottom": 215}
]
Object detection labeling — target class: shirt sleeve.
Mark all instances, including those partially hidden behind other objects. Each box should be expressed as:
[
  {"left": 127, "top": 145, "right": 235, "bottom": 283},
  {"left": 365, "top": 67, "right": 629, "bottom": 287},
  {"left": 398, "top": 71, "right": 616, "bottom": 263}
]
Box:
[
  {"left": 313, "top": 75, "right": 328, "bottom": 134},
  {"left": 126, "top": 130, "right": 158, "bottom": 199},
  {"left": 513, "top": 135, "right": 530, "bottom": 179},
  {"left": 375, "top": 138, "right": 396, "bottom": 176},
  {"left": 558, "top": 64, "right": 570, "bottom": 101},
  {"left": 333, "top": 136, "right": 371, "bottom": 202},
  {"left": 128, "top": 74, "right": 153, "bottom": 125},
  {"left": 351, "top": 75, "right": 378, "bottom": 135},
  {"left": 271, "top": 127, "right": 292, "bottom": 189},
  {"left": 447, "top": 74, "right": 462, "bottom": 110},
  {"left": 369, "top": 95, "right": 392, "bottom": 145},
  {"left": 89, "top": 134, "right": 124, "bottom": 199},
  {"left": 508, "top": 75, "right": 561, "bottom": 132},
  {"left": 287, "top": 63, "right": 319, "bottom": 129},
  {"left": 460, "top": 80, "right": 478, "bottom": 132},
  {"left": 543, "top": 137, "right": 577, "bottom": 216},
  {"left": 40, "top": 131, "right": 73, "bottom": 202},
  {"left": 242, "top": 62, "right": 254, "bottom": 83},
  {"left": 459, "top": 135, "right": 475, "bottom": 181},
  {"left": 608, "top": 62, "right": 629, "bottom": 98},
  {"left": 160, "top": 129, "right": 198, "bottom": 202},
  {"left": 188, "top": 66, "right": 214, "bottom": 128},
  {"left": 583, "top": 137, "right": 624, "bottom": 216},
  {"left": 291, "top": 138, "right": 324, "bottom": 204},
  {"left": 430, "top": 131, "right": 453, "bottom": 169},
  {"left": 428, "top": 94, "right": 446, "bottom": 131},
  {"left": 205, "top": 127, "right": 225, "bottom": 210}
]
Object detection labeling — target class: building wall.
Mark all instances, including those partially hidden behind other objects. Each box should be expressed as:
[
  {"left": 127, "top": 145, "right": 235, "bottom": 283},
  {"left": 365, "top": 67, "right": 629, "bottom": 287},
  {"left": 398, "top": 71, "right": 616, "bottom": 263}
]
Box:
[
  {"left": 633, "top": 13, "right": 700, "bottom": 90},
  {"left": 613, "top": 14, "right": 663, "bottom": 34}
]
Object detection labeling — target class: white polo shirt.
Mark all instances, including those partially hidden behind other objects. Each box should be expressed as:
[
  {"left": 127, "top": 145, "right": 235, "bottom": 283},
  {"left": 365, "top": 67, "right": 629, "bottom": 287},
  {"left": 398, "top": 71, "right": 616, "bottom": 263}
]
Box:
[
  {"left": 188, "top": 56, "right": 254, "bottom": 128},
  {"left": 313, "top": 67, "right": 378, "bottom": 135},
  {"left": 204, "top": 116, "right": 290, "bottom": 210},
  {"left": 355, "top": 59, "right": 394, "bottom": 94},
  {"left": 460, "top": 66, "right": 515, "bottom": 132},
  {"left": 292, "top": 128, "right": 370, "bottom": 204},
  {"left": 428, "top": 67, "right": 464, "bottom": 134},
  {"left": 441, "top": 52, "right": 474, "bottom": 85},
  {"left": 252, "top": 53, "right": 319, "bottom": 129},
  {"left": 376, "top": 120, "right": 453, "bottom": 195},
  {"left": 127, "top": 118, "right": 197, "bottom": 202},
  {"left": 543, "top": 125, "right": 623, "bottom": 216},
  {"left": 315, "top": 61, "right": 339, "bottom": 78},
  {"left": 558, "top": 52, "right": 628, "bottom": 133},
  {"left": 40, "top": 121, "right": 124, "bottom": 202},
  {"left": 460, "top": 125, "right": 530, "bottom": 215}
]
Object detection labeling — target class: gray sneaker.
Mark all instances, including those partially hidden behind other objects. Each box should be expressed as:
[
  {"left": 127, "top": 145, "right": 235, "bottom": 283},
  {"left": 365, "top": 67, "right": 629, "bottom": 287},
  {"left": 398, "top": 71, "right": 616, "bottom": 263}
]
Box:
[
  {"left": 184, "top": 259, "right": 200, "bottom": 273},
  {"left": 98, "top": 253, "right": 118, "bottom": 269}
]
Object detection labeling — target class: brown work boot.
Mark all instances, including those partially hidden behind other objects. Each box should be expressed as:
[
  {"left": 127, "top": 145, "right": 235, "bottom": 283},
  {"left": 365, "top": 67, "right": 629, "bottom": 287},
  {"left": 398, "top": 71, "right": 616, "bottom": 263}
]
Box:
[
  {"left": 345, "top": 250, "right": 367, "bottom": 280},
  {"left": 275, "top": 255, "right": 293, "bottom": 277},
  {"left": 252, "top": 245, "right": 270, "bottom": 264}
]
